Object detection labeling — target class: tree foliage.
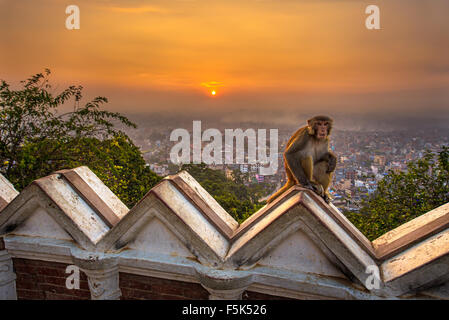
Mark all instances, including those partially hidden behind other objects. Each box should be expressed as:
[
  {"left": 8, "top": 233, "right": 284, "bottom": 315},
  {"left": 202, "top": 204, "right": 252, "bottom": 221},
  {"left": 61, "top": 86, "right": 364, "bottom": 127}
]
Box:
[
  {"left": 181, "top": 163, "right": 273, "bottom": 223},
  {"left": 0, "top": 70, "right": 161, "bottom": 208},
  {"left": 345, "top": 147, "right": 449, "bottom": 240}
]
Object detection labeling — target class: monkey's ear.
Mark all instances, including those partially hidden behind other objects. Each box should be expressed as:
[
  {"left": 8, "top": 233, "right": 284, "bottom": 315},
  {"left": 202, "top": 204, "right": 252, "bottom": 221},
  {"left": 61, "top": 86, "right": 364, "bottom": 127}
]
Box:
[{"left": 306, "top": 120, "right": 315, "bottom": 135}]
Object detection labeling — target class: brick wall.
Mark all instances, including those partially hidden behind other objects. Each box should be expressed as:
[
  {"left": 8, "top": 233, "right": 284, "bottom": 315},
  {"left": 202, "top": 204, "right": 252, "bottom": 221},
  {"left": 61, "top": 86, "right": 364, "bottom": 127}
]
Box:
[
  {"left": 12, "top": 258, "right": 91, "bottom": 300},
  {"left": 10, "top": 257, "right": 295, "bottom": 300},
  {"left": 243, "top": 291, "right": 295, "bottom": 300},
  {"left": 119, "top": 272, "right": 210, "bottom": 300}
]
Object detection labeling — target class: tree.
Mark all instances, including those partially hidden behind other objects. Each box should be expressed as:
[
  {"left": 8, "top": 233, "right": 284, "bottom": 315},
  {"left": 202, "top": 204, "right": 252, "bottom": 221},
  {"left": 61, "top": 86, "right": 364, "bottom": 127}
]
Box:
[
  {"left": 0, "top": 70, "right": 161, "bottom": 208},
  {"left": 180, "top": 163, "right": 270, "bottom": 223},
  {"left": 344, "top": 147, "right": 449, "bottom": 240}
]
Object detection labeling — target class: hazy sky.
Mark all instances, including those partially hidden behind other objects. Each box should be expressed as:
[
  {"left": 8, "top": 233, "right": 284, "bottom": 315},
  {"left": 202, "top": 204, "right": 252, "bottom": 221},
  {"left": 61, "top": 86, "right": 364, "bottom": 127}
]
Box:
[{"left": 1, "top": 0, "right": 448, "bottom": 119}]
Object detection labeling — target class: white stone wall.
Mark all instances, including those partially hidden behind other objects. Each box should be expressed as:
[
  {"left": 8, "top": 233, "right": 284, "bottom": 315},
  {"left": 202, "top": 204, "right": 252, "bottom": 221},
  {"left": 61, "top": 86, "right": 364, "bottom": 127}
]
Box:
[{"left": 0, "top": 167, "right": 449, "bottom": 300}]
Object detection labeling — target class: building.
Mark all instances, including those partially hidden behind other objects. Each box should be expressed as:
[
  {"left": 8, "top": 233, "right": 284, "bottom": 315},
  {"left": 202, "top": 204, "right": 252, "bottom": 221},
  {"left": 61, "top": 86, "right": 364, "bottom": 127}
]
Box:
[
  {"left": 149, "top": 164, "right": 168, "bottom": 176},
  {"left": 374, "top": 155, "right": 386, "bottom": 166},
  {"left": 1, "top": 167, "right": 449, "bottom": 300}
]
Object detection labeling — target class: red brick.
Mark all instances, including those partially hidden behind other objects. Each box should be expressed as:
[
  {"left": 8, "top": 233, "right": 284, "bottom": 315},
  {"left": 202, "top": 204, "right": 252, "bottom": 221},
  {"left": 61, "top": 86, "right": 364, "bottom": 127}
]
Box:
[
  {"left": 12, "top": 258, "right": 28, "bottom": 266},
  {"left": 41, "top": 275, "right": 89, "bottom": 291},
  {"left": 45, "top": 292, "right": 89, "bottom": 300},
  {"left": 13, "top": 259, "right": 67, "bottom": 278},
  {"left": 41, "top": 275, "right": 67, "bottom": 286},
  {"left": 35, "top": 266, "right": 67, "bottom": 278},
  {"left": 159, "top": 294, "right": 188, "bottom": 300},
  {"left": 13, "top": 258, "right": 91, "bottom": 300},
  {"left": 38, "top": 283, "right": 90, "bottom": 298},
  {"left": 25, "top": 259, "right": 65, "bottom": 268},
  {"left": 186, "top": 287, "right": 210, "bottom": 300},
  {"left": 119, "top": 272, "right": 209, "bottom": 300},
  {"left": 120, "top": 279, "right": 153, "bottom": 291},
  {"left": 17, "top": 289, "right": 45, "bottom": 300},
  {"left": 79, "top": 280, "right": 90, "bottom": 291},
  {"left": 119, "top": 287, "right": 135, "bottom": 298},
  {"left": 151, "top": 283, "right": 185, "bottom": 296},
  {"left": 13, "top": 262, "right": 35, "bottom": 274},
  {"left": 16, "top": 259, "right": 216, "bottom": 300},
  {"left": 128, "top": 288, "right": 160, "bottom": 300},
  {"left": 243, "top": 291, "right": 294, "bottom": 300},
  {"left": 80, "top": 271, "right": 88, "bottom": 281},
  {"left": 16, "top": 279, "right": 39, "bottom": 290}
]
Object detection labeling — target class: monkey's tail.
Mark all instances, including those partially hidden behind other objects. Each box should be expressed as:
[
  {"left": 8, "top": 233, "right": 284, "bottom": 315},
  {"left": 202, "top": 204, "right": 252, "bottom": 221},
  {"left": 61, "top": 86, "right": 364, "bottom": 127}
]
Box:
[{"left": 267, "top": 180, "right": 295, "bottom": 204}]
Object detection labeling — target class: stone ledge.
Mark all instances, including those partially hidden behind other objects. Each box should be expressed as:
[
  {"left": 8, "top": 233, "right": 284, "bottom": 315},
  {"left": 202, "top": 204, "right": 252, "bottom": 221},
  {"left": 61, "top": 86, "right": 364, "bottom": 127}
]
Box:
[
  {"left": 0, "top": 166, "right": 449, "bottom": 298},
  {"left": 0, "top": 173, "right": 18, "bottom": 212}
]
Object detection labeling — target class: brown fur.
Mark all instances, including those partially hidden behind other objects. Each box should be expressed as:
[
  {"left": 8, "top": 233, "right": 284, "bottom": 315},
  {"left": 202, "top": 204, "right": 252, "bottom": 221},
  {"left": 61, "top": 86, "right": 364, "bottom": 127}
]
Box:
[{"left": 267, "top": 115, "right": 336, "bottom": 204}]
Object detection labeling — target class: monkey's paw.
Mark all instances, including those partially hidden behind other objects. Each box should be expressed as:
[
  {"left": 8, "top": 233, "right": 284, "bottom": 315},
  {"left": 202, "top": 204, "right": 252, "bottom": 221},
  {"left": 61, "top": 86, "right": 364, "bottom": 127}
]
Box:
[
  {"left": 302, "top": 182, "right": 324, "bottom": 197},
  {"left": 323, "top": 194, "right": 333, "bottom": 204}
]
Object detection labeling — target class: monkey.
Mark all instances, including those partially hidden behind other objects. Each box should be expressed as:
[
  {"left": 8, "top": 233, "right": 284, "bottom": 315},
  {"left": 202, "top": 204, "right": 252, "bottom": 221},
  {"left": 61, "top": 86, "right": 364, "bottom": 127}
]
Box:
[{"left": 267, "top": 115, "right": 336, "bottom": 204}]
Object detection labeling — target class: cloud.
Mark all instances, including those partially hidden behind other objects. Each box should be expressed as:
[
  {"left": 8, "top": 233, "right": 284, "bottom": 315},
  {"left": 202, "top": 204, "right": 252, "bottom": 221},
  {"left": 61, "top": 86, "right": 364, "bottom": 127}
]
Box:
[
  {"left": 201, "top": 81, "right": 225, "bottom": 88},
  {"left": 102, "top": 5, "right": 167, "bottom": 14}
]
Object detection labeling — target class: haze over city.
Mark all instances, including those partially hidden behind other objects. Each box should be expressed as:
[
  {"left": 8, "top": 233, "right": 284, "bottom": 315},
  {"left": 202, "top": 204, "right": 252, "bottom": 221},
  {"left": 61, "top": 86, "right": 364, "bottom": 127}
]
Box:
[{"left": 1, "top": 0, "right": 448, "bottom": 127}]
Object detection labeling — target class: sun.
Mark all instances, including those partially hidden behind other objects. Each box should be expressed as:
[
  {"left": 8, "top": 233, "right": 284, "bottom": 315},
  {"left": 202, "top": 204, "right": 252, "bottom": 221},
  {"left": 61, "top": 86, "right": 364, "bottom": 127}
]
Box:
[{"left": 201, "top": 81, "right": 223, "bottom": 97}]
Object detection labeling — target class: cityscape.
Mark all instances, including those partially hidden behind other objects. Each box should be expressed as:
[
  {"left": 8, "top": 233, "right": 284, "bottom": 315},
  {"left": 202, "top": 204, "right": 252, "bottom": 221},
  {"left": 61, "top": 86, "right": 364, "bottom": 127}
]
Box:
[{"left": 124, "top": 115, "right": 449, "bottom": 213}]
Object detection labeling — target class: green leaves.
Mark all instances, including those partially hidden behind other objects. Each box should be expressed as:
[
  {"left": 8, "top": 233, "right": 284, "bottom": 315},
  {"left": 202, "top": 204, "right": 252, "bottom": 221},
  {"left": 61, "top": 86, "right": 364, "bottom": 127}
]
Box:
[
  {"left": 180, "top": 163, "right": 272, "bottom": 223},
  {"left": 344, "top": 146, "right": 449, "bottom": 240},
  {"left": 0, "top": 70, "right": 161, "bottom": 208}
]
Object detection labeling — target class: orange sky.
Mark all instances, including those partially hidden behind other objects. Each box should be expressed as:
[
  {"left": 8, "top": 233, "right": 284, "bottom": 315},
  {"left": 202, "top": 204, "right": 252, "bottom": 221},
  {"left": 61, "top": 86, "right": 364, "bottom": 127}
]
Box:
[{"left": 0, "top": 0, "right": 448, "bottom": 115}]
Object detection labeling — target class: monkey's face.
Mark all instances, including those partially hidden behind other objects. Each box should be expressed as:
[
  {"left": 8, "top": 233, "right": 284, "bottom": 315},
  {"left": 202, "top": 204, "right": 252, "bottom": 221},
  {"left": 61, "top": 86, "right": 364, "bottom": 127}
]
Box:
[{"left": 315, "top": 121, "right": 329, "bottom": 139}]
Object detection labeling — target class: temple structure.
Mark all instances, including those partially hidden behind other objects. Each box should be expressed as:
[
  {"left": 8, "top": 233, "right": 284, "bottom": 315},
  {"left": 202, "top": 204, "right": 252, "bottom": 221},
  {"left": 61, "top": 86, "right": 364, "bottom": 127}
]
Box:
[{"left": 0, "top": 166, "right": 448, "bottom": 300}]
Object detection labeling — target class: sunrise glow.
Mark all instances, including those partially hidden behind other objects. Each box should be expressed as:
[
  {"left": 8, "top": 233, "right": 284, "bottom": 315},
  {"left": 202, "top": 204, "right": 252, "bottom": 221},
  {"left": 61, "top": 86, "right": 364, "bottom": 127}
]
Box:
[{"left": 1, "top": 0, "right": 448, "bottom": 114}]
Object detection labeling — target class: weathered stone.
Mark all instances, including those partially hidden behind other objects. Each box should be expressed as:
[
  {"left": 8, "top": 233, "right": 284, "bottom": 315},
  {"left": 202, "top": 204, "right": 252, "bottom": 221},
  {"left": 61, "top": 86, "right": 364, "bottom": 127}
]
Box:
[
  {"left": 0, "top": 250, "right": 17, "bottom": 300},
  {"left": 1, "top": 167, "right": 449, "bottom": 300}
]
